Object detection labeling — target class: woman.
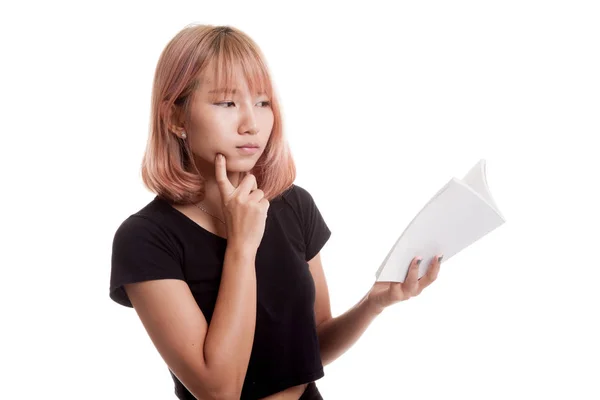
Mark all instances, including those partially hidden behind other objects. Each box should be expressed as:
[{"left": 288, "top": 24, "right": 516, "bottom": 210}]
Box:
[{"left": 109, "top": 24, "right": 443, "bottom": 400}]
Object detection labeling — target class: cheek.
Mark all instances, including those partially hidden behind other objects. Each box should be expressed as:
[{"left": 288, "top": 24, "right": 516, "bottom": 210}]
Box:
[
  {"left": 189, "top": 112, "right": 229, "bottom": 142},
  {"left": 264, "top": 109, "right": 275, "bottom": 123},
  {"left": 259, "top": 111, "right": 275, "bottom": 133}
]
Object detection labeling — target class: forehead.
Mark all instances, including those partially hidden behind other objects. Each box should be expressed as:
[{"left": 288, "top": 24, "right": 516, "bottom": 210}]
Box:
[{"left": 199, "top": 75, "right": 249, "bottom": 91}]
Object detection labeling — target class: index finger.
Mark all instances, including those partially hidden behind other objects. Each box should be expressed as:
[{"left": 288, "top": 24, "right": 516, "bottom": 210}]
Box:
[
  {"left": 404, "top": 257, "right": 421, "bottom": 286},
  {"left": 418, "top": 255, "right": 442, "bottom": 287},
  {"left": 215, "top": 153, "right": 234, "bottom": 199}
]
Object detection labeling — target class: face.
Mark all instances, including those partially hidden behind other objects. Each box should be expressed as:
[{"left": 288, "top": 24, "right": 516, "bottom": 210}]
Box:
[{"left": 181, "top": 69, "right": 274, "bottom": 176}]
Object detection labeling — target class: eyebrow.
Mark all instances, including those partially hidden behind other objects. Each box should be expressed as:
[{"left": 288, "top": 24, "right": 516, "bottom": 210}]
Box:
[{"left": 208, "top": 88, "right": 266, "bottom": 95}]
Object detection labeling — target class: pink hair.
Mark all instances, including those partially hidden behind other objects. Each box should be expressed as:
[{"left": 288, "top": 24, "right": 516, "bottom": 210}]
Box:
[{"left": 141, "top": 24, "right": 296, "bottom": 204}]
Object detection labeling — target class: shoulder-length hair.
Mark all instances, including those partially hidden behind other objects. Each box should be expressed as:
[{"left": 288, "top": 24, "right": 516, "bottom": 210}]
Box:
[{"left": 141, "top": 24, "right": 296, "bottom": 204}]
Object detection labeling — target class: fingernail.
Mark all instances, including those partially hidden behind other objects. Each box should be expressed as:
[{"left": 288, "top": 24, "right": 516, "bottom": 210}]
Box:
[
  {"left": 416, "top": 258, "right": 422, "bottom": 266},
  {"left": 438, "top": 255, "right": 444, "bottom": 263}
]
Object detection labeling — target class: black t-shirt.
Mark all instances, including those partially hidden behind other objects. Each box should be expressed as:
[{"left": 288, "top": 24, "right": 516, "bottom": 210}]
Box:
[{"left": 109, "top": 184, "right": 332, "bottom": 399}]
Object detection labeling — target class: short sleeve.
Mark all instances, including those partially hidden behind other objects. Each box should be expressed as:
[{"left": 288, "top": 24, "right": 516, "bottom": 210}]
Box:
[
  {"left": 293, "top": 185, "right": 332, "bottom": 262},
  {"left": 109, "top": 215, "right": 185, "bottom": 308}
]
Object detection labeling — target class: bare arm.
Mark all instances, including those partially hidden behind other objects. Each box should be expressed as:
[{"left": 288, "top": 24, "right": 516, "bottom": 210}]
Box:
[
  {"left": 317, "top": 292, "right": 381, "bottom": 366},
  {"left": 125, "top": 243, "right": 257, "bottom": 400},
  {"left": 309, "top": 252, "right": 381, "bottom": 367},
  {"left": 315, "top": 256, "right": 442, "bottom": 366},
  {"left": 203, "top": 244, "right": 257, "bottom": 393}
]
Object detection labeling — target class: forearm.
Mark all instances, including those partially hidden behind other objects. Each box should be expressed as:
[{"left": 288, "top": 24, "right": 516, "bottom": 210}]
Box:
[
  {"left": 317, "top": 292, "right": 382, "bottom": 366},
  {"left": 204, "top": 244, "right": 257, "bottom": 393}
]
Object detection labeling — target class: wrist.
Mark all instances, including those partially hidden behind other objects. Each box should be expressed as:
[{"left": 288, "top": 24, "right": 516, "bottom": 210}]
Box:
[
  {"left": 363, "top": 293, "right": 384, "bottom": 316},
  {"left": 226, "top": 242, "right": 258, "bottom": 259}
]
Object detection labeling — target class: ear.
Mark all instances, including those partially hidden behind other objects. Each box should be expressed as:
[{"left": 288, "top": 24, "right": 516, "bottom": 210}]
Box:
[{"left": 166, "top": 103, "right": 186, "bottom": 137}]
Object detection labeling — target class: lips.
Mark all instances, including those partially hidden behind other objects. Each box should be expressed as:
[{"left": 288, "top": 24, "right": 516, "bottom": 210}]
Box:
[
  {"left": 237, "top": 144, "right": 260, "bottom": 149},
  {"left": 237, "top": 146, "right": 260, "bottom": 155}
]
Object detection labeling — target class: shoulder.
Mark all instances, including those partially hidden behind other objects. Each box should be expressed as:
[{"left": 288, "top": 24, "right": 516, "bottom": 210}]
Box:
[
  {"left": 280, "top": 183, "right": 318, "bottom": 210},
  {"left": 115, "top": 195, "right": 175, "bottom": 230},
  {"left": 110, "top": 197, "right": 185, "bottom": 308},
  {"left": 280, "top": 184, "right": 331, "bottom": 263},
  {"left": 113, "top": 214, "right": 159, "bottom": 244},
  {"left": 112, "top": 196, "right": 179, "bottom": 253},
  {"left": 281, "top": 183, "right": 311, "bottom": 199}
]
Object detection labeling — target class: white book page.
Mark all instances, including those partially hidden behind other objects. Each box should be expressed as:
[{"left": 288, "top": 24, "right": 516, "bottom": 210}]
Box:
[
  {"left": 461, "top": 159, "right": 505, "bottom": 220},
  {"left": 375, "top": 160, "right": 505, "bottom": 283}
]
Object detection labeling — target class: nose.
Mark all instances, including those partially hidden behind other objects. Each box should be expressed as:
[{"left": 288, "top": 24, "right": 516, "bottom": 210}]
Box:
[
  {"left": 238, "top": 103, "right": 259, "bottom": 135},
  {"left": 242, "top": 123, "right": 258, "bottom": 135}
]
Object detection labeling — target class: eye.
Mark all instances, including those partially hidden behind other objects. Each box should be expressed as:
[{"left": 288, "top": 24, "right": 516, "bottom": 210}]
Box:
[{"left": 215, "top": 101, "right": 271, "bottom": 108}]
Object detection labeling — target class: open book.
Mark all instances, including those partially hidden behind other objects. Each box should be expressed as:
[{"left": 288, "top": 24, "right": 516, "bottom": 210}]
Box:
[{"left": 375, "top": 159, "right": 506, "bottom": 283}]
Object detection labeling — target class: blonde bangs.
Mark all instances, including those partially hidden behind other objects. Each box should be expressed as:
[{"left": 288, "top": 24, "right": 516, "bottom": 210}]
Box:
[{"left": 206, "top": 32, "right": 273, "bottom": 103}]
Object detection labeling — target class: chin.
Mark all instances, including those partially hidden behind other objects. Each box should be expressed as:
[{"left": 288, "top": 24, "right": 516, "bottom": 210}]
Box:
[{"left": 223, "top": 157, "right": 257, "bottom": 172}]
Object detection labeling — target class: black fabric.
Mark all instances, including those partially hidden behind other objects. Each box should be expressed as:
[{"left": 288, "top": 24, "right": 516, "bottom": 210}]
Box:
[
  {"left": 299, "top": 381, "right": 324, "bottom": 400},
  {"left": 109, "top": 184, "right": 331, "bottom": 399}
]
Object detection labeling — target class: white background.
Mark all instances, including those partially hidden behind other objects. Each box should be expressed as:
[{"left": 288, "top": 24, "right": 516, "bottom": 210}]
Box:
[{"left": 1, "top": 0, "right": 599, "bottom": 399}]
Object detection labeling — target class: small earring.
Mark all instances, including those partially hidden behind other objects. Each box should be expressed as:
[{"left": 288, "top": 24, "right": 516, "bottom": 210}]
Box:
[{"left": 181, "top": 131, "right": 187, "bottom": 139}]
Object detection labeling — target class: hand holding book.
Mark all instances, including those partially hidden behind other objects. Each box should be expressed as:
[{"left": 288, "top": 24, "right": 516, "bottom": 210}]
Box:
[{"left": 367, "top": 255, "right": 444, "bottom": 313}]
